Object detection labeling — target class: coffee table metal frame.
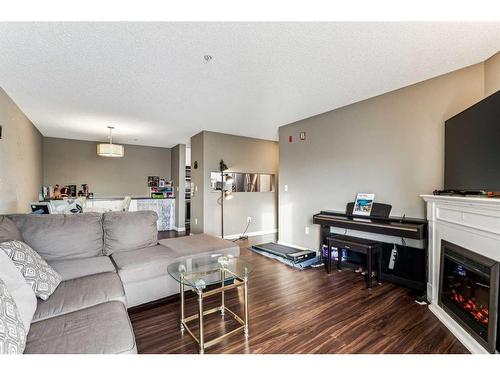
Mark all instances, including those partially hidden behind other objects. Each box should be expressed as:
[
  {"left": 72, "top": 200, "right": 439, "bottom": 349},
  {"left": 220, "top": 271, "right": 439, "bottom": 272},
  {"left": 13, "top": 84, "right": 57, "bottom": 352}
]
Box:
[{"left": 179, "top": 265, "right": 249, "bottom": 354}]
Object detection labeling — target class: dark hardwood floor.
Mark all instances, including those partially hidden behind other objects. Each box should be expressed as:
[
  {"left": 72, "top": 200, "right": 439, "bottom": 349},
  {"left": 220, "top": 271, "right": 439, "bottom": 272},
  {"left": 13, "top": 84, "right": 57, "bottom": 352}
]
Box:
[{"left": 129, "top": 233, "right": 468, "bottom": 354}]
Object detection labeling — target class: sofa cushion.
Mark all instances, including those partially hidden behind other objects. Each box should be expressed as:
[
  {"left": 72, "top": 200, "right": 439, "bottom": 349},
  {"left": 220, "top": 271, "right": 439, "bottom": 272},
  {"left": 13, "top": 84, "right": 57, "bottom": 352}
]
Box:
[
  {"left": 0, "top": 251, "right": 36, "bottom": 331},
  {"left": 0, "top": 240, "right": 62, "bottom": 301},
  {"left": 32, "top": 272, "right": 125, "bottom": 323},
  {"left": 0, "top": 216, "right": 22, "bottom": 243},
  {"left": 0, "top": 278, "right": 27, "bottom": 354},
  {"left": 113, "top": 238, "right": 240, "bottom": 307},
  {"left": 25, "top": 301, "right": 137, "bottom": 354},
  {"left": 158, "top": 234, "right": 240, "bottom": 259},
  {"left": 121, "top": 275, "right": 180, "bottom": 308},
  {"left": 49, "top": 256, "right": 116, "bottom": 281},
  {"left": 103, "top": 211, "right": 158, "bottom": 255},
  {"left": 8, "top": 213, "right": 104, "bottom": 261},
  {"left": 111, "top": 244, "right": 174, "bottom": 284}
]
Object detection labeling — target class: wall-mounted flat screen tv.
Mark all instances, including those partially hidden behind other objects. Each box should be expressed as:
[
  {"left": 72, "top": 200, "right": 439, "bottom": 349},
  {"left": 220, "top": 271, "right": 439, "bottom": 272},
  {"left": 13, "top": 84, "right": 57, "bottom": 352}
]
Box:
[{"left": 444, "top": 90, "right": 500, "bottom": 191}]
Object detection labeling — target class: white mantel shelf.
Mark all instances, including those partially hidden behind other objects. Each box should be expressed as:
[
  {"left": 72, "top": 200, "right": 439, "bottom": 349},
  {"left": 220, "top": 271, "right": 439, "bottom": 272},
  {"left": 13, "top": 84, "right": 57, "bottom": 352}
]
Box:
[
  {"left": 421, "top": 194, "right": 500, "bottom": 354},
  {"left": 421, "top": 194, "right": 500, "bottom": 206}
]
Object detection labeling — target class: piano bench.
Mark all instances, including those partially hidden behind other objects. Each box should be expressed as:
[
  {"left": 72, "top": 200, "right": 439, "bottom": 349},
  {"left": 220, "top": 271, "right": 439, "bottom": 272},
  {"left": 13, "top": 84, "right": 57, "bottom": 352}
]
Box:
[{"left": 326, "top": 235, "right": 382, "bottom": 289}]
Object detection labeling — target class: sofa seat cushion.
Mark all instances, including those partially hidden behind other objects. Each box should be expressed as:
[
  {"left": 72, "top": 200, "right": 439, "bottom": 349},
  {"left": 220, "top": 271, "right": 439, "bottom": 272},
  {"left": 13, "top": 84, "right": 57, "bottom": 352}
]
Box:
[
  {"left": 111, "top": 244, "right": 175, "bottom": 284},
  {"left": 25, "top": 301, "right": 137, "bottom": 354},
  {"left": 8, "top": 213, "right": 104, "bottom": 261},
  {"left": 158, "top": 234, "right": 240, "bottom": 259},
  {"left": 32, "top": 272, "right": 125, "bottom": 323},
  {"left": 103, "top": 211, "right": 158, "bottom": 255},
  {"left": 49, "top": 256, "right": 116, "bottom": 281}
]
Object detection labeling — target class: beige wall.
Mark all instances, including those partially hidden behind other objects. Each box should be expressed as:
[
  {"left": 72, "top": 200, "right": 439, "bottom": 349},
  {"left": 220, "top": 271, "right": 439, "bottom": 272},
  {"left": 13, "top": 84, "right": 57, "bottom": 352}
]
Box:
[
  {"left": 171, "top": 144, "right": 186, "bottom": 230},
  {"left": 484, "top": 51, "right": 500, "bottom": 96},
  {"left": 0, "top": 88, "right": 43, "bottom": 214},
  {"left": 190, "top": 131, "right": 279, "bottom": 237},
  {"left": 278, "top": 63, "right": 485, "bottom": 250},
  {"left": 43, "top": 137, "right": 171, "bottom": 198}
]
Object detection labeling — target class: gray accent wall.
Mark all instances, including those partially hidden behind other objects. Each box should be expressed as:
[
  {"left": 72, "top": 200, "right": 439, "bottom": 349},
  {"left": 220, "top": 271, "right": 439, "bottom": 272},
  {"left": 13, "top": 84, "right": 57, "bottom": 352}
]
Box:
[
  {"left": 43, "top": 137, "right": 171, "bottom": 198},
  {"left": 171, "top": 144, "right": 186, "bottom": 231},
  {"left": 190, "top": 131, "right": 279, "bottom": 237},
  {"left": 278, "top": 63, "right": 485, "bottom": 250},
  {"left": 0, "top": 88, "right": 43, "bottom": 214}
]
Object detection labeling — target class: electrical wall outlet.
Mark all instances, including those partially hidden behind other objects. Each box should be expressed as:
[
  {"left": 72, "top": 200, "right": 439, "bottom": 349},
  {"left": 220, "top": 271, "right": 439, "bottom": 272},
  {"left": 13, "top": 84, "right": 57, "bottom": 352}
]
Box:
[
  {"left": 305, "top": 226, "right": 310, "bottom": 235},
  {"left": 247, "top": 216, "right": 252, "bottom": 223},
  {"left": 284, "top": 185, "right": 288, "bottom": 192},
  {"left": 194, "top": 218, "right": 198, "bottom": 225}
]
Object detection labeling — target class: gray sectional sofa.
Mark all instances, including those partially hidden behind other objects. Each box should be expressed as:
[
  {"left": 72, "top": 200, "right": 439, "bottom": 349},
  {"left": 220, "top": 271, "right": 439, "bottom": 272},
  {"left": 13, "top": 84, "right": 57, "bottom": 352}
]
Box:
[{"left": 1, "top": 211, "right": 240, "bottom": 354}]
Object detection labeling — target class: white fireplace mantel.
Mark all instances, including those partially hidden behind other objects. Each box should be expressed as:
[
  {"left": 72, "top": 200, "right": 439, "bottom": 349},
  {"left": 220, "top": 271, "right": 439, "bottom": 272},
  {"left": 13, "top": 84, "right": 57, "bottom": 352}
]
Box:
[{"left": 421, "top": 194, "right": 500, "bottom": 354}]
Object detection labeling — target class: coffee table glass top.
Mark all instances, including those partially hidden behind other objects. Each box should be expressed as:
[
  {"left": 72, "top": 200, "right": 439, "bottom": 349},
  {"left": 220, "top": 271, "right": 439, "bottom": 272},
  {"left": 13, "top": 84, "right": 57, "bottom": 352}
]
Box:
[{"left": 167, "top": 253, "right": 253, "bottom": 290}]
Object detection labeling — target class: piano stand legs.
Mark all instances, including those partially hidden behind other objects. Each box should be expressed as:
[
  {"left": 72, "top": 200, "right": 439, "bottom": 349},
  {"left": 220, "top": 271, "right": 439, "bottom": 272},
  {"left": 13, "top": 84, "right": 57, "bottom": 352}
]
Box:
[
  {"left": 377, "top": 252, "right": 382, "bottom": 285},
  {"left": 367, "top": 251, "right": 372, "bottom": 288},
  {"left": 326, "top": 242, "right": 332, "bottom": 274}
]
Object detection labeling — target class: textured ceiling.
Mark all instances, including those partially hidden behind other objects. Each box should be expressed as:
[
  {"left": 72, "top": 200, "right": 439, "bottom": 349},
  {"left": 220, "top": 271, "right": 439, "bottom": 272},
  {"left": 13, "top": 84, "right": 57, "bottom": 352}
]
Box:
[{"left": 0, "top": 22, "right": 499, "bottom": 147}]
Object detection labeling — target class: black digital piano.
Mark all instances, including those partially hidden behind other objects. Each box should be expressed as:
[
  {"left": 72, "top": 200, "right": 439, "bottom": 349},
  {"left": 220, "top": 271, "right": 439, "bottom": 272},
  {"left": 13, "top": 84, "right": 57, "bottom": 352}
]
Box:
[{"left": 313, "top": 207, "right": 428, "bottom": 294}]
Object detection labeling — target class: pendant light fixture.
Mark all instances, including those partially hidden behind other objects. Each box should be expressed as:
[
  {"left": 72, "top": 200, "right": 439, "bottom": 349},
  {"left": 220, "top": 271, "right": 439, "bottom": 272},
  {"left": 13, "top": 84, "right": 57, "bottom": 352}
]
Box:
[{"left": 97, "top": 126, "right": 124, "bottom": 157}]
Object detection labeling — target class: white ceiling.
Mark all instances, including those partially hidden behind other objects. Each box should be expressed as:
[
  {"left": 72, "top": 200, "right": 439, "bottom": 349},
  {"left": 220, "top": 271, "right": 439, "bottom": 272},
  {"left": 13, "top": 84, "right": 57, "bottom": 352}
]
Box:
[{"left": 1, "top": 22, "right": 499, "bottom": 148}]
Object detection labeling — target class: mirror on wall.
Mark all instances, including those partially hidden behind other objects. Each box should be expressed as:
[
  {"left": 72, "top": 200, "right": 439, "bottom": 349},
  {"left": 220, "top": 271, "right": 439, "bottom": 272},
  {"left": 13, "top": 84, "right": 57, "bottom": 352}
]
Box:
[{"left": 210, "top": 172, "right": 275, "bottom": 193}]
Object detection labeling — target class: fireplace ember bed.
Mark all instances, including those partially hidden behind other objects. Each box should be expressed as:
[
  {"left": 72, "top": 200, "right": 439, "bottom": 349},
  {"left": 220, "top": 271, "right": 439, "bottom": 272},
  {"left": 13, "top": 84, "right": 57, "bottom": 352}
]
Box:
[{"left": 439, "top": 240, "right": 500, "bottom": 353}]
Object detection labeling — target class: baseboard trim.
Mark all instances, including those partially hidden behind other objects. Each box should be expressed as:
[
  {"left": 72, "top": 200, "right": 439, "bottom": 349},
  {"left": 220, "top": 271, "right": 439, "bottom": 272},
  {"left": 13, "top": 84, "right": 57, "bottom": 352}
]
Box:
[
  {"left": 223, "top": 229, "right": 278, "bottom": 240},
  {"left": 427, "top": 282, "right": 433, "bottom": 303}
]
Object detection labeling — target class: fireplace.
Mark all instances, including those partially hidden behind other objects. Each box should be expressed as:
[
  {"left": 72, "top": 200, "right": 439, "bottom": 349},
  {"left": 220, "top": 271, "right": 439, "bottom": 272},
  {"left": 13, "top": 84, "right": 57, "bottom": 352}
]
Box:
[{"left": 439, "top": 240, "right": 500, "bottom": 353}]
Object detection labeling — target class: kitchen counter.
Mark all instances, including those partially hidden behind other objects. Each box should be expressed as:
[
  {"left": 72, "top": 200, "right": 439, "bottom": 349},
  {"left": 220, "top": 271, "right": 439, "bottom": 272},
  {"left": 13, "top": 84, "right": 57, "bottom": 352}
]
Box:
[{"left": 50, "top": 197, "right": 175, "bottom": 231}]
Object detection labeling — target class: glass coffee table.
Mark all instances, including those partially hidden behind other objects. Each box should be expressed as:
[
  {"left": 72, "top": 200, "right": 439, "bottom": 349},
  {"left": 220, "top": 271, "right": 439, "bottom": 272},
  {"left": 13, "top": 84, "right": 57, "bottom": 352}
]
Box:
[{"left": 167, "top": 253, "right": 253, "bottom": 354}]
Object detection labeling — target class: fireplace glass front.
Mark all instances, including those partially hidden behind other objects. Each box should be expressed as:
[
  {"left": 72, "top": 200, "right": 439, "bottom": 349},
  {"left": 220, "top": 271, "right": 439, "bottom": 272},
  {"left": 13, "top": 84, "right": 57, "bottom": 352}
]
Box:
[{"left": 439, "top": 240, "right": 499, "bottom": 353}]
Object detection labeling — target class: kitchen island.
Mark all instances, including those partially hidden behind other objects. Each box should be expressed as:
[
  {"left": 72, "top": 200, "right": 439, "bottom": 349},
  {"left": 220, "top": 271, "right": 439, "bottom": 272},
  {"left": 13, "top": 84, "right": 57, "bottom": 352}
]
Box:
[{"left": 132, "top": 198, "right": 175, "bottom": 231}]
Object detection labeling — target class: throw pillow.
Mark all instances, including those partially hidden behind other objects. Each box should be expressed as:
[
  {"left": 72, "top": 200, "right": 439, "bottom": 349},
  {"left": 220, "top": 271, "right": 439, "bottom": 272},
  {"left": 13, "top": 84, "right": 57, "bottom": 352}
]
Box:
[
  {"left": 0, "top": 278, "right": 27, "bottom": 354},
  {"left": 0, "top": 251, "right": 37, "bottom": 331},
  {"left": 0, "top": 240, "right": 62, "bottom": 301}
]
